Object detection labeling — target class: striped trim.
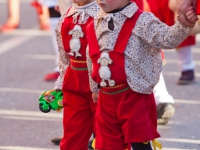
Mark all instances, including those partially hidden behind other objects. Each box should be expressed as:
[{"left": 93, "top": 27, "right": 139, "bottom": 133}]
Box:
[
  {"left": 71, "top": 66, "right": 88, "bottom": 71},
  {"left": 103, "top": 84, "right": 127, "bottom": 89},
  {"left": 70, "top": 59, "right": 86, "bottom": 63},
  {"left": 101, "top": 87, "right": 130, "bottom": 95}
]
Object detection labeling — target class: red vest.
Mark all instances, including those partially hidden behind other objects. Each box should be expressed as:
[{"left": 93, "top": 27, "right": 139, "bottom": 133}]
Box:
[
  {"left": 61, "top": 10, "right": 93, "bottom": 69},
  {"left": 87, "top": 10, "right": 142, "bottom": 86}
]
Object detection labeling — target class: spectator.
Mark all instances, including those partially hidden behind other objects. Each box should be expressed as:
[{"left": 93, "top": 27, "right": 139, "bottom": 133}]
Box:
[{"left": 0, "top": 0, "right": 50, "bottom": 32}]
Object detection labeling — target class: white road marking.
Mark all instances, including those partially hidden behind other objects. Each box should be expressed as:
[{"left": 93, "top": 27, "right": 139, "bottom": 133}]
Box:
[
  {"left": 1, "top": 116, "right": 61, "bottom": 121},
  {"left": 163, "top": 71, "right": 200, "bottom": 77},
  {"left": 164, "top": 48, "right": 200, "bottom": 54},
  {"left": 2, "top": 29, "right": 51, "bottom": 36},
  {"left": 24, "top": 54, "right": 56, "bottom": 60},
  {"left": 0, "top": 36, "right": 32, "bottom": 55},
  {"left": 166, "top": 59, "right": 200, "bottom": 66},
  {"left": 160, "top": 138, "right": 200, "bottom": 144},
  {"left": 0, "top": 146, "right": 58, "bottom": 150},
  {"left": 0, "top": 88, "right": 41, "bottom": 94},
  {"left": 0, "top": 109, "right": 62, "bottom": 118},
  {"left": 0, "top": 0, "right": 32, "bottom": 3},
  {"left": 175, "top": 99, "right": 200, "bottom": 104}
]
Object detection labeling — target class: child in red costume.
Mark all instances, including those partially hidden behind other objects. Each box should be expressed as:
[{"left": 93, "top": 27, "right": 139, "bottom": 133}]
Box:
[
  {"left": 86, "top": 0, "right": 197, "bottom": 150},
  {"left": 53, "top": 1, "right": 99, "bottom": 150},
  {"left": 148, "top": 0, "right": 196, "bottom": 84}
]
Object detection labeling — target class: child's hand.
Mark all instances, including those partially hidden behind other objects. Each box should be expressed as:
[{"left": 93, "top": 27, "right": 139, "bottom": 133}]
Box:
[
  {"left": 186, "top": 6, "right": 198, "bottom": 24},
  {"left": 92, "top": 92, "right": 99, "bottom": 103},
  {"left": 54, "top": 5, "right": 60, "bottom": 13}
]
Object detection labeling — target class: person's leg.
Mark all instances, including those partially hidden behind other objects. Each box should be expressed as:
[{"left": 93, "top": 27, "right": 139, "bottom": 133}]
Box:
[
  {"left": 51, "top": 136, "right": 62, "bottom": 145},
  {"left": 131, "top": 142, "right": 152, "bottom": 150},
  {"left": 154, "top": 73, "right": 174, "bottom": 105},
  {"left": 0, "top": 0, "right": 20, "bottom": 31},
  {"left": 44, "top": 15, "right": 60, "bottom": 81},
  {"left": 176, "top": 46, "right": 195, "bottom": 84},
  {"left": 153, "top": 73, "right": 175, "bottom": 125},
  {"left": 7, "top": 0, "right": 20, "bottom": 25},
  {"left": 60, "top": 91, "right": 94, "bottom": 150},
  {"left": 95, "top": 92, "right": 127, "bottom": 150},
  {"left": 38, "top": 6, "right": 50, "bottom": 30}
]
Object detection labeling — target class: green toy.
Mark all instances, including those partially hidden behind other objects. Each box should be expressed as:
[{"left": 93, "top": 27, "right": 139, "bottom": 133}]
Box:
[{"left": 39, "top": 90, "right": 63, "bottom": 113}]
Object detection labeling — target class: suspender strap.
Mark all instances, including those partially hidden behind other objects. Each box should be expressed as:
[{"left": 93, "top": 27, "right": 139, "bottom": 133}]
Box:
[
  {"left": 87, "top": 9, "right": 143, "bottom": 56},
  {"left": 114, "top": 10, "right": 142, "bottom": 53},
  {"left": 87, "top": 21, "right": 100, "bottom": 56}
]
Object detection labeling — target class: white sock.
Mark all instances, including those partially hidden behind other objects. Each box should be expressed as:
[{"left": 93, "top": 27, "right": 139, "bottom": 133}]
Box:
[{"left": 176, "top": 46, "right": 195, "bottom": 71}]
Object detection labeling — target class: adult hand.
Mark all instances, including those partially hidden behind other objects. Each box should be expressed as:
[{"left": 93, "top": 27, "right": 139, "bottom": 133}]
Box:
[
  {"left": 176, "top": 0, "right": 197, "bottom": 27},
  {"left": 54, "top": 5, "right": 60, "bottom": 13}
]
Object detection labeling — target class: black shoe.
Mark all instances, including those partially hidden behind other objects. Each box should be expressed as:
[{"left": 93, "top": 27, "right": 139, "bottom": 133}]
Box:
[
  {"left": 157, "top": 103, "right": 175, "bottom": 125},
  {"left": 51, "top": 136, "right": 62, "bottom": 145},
  {"left": 177, "top": 70, "right": 195, "bottom": 85},
  {"left": 88, "top": 139, "right": 94, "bottom": 150}
]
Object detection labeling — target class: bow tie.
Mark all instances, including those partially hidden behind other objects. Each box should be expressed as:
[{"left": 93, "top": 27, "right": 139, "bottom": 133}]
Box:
[{"left": 103, "top": 14, "right": 115, "bottom": 31}]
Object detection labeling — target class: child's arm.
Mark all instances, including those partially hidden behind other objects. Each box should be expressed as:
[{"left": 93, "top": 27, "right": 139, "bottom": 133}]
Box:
[
  {"left": 133, "top": 12, "right": 192, "bottom": 50},
  {"left": 86, "top": 46, "right": 99, "bottom": 102},
  {"left": 54, "top": 14, "right": 70, "bottom": 90}
]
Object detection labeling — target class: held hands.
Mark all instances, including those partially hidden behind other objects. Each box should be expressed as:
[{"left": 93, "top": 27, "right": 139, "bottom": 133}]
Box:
[
  {"left": 92, "top": 92, "right": 99, "bottom": 103},
  {"left": 176, "top": 0, "right": 197, "bottom": 27},
  {"left": 185, "top": 6, "right": 199, "bottom": 24},
  {"left": 54, "top": 5, "right": 60, "bottom": 13}
]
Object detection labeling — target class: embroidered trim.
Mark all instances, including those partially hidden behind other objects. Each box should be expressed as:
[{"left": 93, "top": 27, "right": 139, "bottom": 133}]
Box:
[
  {"left": 70, "top": 59, "right": 87, "bottom": 63},
  {"left": 71, "top": 65, "right": 88, "bottom": 70},
  {"left": 100, "top": 87, "right": 130, "bottom": 95},
  {"left": 103, "top": 84, "right": 127, "bottom": 89}
]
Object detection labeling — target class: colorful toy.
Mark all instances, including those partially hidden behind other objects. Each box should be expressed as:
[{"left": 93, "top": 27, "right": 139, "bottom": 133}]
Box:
[{"left": 39, "top": 90, "right": 63, "bottom": 113}]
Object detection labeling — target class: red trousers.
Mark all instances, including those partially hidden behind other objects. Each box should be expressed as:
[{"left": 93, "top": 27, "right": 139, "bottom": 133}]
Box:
[
  {"left": 60, "top": 67, "right": 97, "bottom": 150},
  {"left": 95, "top": 85, "right": 160, "bottom": 150}
]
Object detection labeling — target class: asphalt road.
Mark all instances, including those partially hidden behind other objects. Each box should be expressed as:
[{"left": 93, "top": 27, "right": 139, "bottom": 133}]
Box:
[{"left": 0, "top": 0, "right": 200, "bottom": 150}]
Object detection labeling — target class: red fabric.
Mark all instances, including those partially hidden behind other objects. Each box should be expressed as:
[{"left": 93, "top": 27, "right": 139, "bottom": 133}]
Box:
[
  {"left": 147, "top": 0, "right": 196, "bottom": 47},
  {"left": 196, "top": 0, "right": 200, "bottom": 15},
  {"left": 61, "top": 17, "right": 93, "bottom": 61},
  {"left": 87, "top": 10, "right": 142, "bottom": 85},
  {"left": 60, "top": 13, "right": 97, "bottom": 150},
  {"left": 95, "top": 87, "right": 160, "bottom": 150},
  {"left": 61, "top": 88, "right": 96, "bottom": 150}
]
